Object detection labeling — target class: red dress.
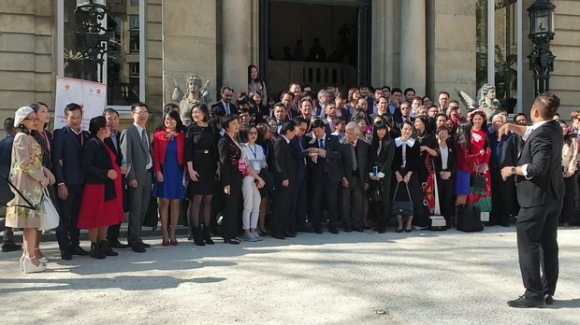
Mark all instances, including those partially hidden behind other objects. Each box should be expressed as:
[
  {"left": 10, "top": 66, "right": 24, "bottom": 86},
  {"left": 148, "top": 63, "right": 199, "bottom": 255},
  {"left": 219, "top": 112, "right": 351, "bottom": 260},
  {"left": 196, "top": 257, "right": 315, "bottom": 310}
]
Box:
[
  {"left": 467, "top": 129, "right": 492, "bottom": 211},
  {"left": 77, "top": 145, "right": 125, "bottom": 229}
]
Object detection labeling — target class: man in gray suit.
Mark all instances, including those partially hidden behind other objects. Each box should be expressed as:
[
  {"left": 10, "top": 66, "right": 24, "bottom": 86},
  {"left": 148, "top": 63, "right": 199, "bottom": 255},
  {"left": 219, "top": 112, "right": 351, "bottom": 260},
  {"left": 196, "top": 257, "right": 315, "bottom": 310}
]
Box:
[{"left": 120, "top": 102, "right": 153, "bottom": 253}]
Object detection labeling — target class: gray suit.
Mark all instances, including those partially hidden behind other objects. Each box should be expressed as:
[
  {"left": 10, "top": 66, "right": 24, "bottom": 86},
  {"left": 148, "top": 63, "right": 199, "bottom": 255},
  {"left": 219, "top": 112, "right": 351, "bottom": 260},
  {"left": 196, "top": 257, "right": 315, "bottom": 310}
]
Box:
[{"left": 120, "top": 124, "right": 153, "bottom": 244}]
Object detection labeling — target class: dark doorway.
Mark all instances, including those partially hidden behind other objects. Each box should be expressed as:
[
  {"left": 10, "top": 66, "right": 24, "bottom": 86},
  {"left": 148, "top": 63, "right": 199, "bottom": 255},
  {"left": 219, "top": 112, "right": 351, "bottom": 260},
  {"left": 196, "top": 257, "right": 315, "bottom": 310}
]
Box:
[{"left": 259, "top": 0, "right": 371, "bottom": 96}]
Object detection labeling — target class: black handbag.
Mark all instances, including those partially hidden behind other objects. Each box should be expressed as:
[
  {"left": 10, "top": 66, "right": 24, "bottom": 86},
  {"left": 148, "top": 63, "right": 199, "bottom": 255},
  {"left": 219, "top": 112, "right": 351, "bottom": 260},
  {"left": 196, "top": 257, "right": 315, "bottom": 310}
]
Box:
[
  {"left": 391, "top": 183, "right": 414, "bottom": 216},
  {"left": 368, "top": 180, "right": 383, "bottom": 202},
  {"left": 471, "top": 174, "right": 486, "bottom": 190},
  {"left": 456, "top": 205, "right": 483, "bottom": 232}
]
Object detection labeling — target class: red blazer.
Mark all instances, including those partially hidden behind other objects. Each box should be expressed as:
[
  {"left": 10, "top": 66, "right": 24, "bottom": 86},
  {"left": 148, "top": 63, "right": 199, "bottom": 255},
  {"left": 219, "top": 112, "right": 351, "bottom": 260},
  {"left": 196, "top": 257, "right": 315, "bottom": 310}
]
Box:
[{"left": 153, "top": 130, "right": 185, "bottom": 173}]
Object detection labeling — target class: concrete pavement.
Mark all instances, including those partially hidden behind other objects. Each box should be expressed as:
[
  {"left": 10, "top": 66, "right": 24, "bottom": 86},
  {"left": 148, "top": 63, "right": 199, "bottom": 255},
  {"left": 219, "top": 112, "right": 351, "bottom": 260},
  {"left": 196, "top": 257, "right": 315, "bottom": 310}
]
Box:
[{"left": 1, "top": 226, "right": 579, "bottom": 325}]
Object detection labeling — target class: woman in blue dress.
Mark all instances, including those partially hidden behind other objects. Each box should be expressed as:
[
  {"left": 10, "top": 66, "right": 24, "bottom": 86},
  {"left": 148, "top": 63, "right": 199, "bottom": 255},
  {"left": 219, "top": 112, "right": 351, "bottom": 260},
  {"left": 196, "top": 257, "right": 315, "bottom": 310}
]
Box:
[{"left": 153, "top": 111, "right": 186, "bottom": 246}]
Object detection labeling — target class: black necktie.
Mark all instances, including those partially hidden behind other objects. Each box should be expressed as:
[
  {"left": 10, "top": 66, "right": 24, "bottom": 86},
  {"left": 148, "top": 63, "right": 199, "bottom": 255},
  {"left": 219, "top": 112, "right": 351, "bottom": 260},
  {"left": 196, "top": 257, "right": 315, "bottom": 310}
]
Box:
[{"left": 319, "top": 139, "right": 324, "bottom": 149}]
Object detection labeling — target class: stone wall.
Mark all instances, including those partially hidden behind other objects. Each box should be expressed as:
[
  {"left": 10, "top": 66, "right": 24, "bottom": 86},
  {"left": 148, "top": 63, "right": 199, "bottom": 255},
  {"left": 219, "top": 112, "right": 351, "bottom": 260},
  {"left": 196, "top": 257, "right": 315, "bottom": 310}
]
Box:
[
  {"left": 0, "top": 0, "right": 56, "bottom": 135},
  {"left": 146, "top": 0, "right": 163, "bottom": 113},
  {"left": 551, "top": 0, "right": 580, "bottom": 118}
]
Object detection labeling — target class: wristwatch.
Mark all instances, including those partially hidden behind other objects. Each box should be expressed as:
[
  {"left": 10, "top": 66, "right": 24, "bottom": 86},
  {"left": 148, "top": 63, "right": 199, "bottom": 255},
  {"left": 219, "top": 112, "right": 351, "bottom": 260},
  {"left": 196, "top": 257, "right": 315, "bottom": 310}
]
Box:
[{"left": 511, "top": 166, "right": 517, "bottom": 175}]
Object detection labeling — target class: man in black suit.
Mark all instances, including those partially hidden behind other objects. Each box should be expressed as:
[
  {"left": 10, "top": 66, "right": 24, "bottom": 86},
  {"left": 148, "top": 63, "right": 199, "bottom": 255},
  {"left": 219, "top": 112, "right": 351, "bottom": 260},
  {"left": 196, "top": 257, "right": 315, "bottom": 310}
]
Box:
[
  {"left": 499, "top": 92, "right": 565, "bottom": 308},
  {"left": 103, "top": 108, "right": 129, "bottom": 249},
  {"left": 213, "top": 86, "right": 238, "bottom": 115},
  {"left": 307, "top": 119, "right": 342, "bottom": 234},
  {"left": 290, "top": 117, "right": 311, "bottom": 232},
  {"left": 340, "top": 122, "right": 370, "bottom": 232},
  {"left": 271, "top": 121, "right": 297, "bottom": 239},
  {"left": 52, "top": 103, "right": 91, "bottom": 260},
  {"left": 0, "top": 118, "right": 21, "bottom": 252}
]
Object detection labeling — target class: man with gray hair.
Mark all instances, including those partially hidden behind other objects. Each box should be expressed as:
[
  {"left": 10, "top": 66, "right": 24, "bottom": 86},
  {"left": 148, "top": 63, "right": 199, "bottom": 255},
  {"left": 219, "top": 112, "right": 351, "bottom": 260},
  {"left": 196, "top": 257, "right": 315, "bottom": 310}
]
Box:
[
  {"left": 316, "top": 89, "right": 330, "bottom": 118},
  {"left": 339, "top": 122, "right": 370, "bottom": 232}
]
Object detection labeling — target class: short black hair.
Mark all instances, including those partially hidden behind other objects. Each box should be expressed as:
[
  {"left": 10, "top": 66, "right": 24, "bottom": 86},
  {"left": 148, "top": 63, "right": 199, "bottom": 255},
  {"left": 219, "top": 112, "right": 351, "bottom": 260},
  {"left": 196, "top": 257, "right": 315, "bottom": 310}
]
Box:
[
  {"left": 3, "top": 117, "right": 15, "bottom": 133},
  {"left": 514, "top": 113, "right": 528, "bottom": 122},
  {"left": 88, "top": 116, "right": 107, "bottom": 137},
  {"left": 192, "top": 103, "right": 210, "bottom": 122},
  {"left": 273, "top": 102, "right": 286, "bottom": 111},
  {"left": 391, "top": 87, "right": 402, "bottom": 95},
  {"left": 221, "top": 114, "right": 239, "bottom": 131},
  {"left": 221, "top": 86, "right": 234, "bottom": 94},
  {"left": 103, "top": 107, "right": 119, "bottom": 117},
  {"left": 310, "top": 119, "right": 326, "bottom": 130},
  {"left": 131, "top": 102, "right": 148, "bottom": 112},
  {"left": 534, "top": 92, "right": 560, "bottom": 119},
  {"left": 280, "top": 121, "right": 296, "bottom": 135},
  {"left": 64, "top": 103, "right": 82, "bottom": 116},
  {"left": 293, "top": 116, "right": 307, "bottom": 126},
  {"left": 404, "top": 88, "right": 416, "bottom": 96},
  {"left": 163, "top": 110, "right": 184, "bottom": 131}
]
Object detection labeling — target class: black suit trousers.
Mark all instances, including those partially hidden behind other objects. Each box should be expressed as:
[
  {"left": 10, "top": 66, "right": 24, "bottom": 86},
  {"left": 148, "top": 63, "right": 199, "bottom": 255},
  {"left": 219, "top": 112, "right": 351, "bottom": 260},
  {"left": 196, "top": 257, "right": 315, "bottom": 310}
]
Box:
[
  {"left": 273, "top": 182, "right": 294, "bottom": 234},
  {"left": 342, "top": 176, "right": 363, "bottom": 228},
  {"left": 490, "top": 167, "right": 514, "bottom": 225},
  {"left": 222, "top": 174, "right": 243, "bottom": 240},
  {"left": 516, "top": 193, "right": 562, "bottom": 298},
  {"left": 436, "top": 176, "right": 455, "bottom": 221},
  {"left": 56, "top": 184, "right": 84, "bottom": 252},
  {"left": 293, "top": 174, "right": 307, "bottom": 229},
  {"left": 561, "top": 174, "right": 578, "bottom": 224},
  {"left": 311, "top": 173, "right": 339, "bottom": 228}
]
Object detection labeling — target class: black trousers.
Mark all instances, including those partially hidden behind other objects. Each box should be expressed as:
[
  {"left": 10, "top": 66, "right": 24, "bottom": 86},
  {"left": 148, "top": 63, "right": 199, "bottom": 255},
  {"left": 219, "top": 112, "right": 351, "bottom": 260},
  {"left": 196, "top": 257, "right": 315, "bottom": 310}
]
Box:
[
  {"left": 273, "top": 180, "right": 295, "bottom": 234},
  {"left": 292, "top": 173, "right": 307, "bottom": 230},
  {"left": 310, "top": 173, "right": 339, "bottom": 228},
  {"left": 490, "top": 167, "right": 515, "bottom": 225},
  {"left": 561, "top": 173, "right": 578, "bottom": 224},
  {"left": 342, "top": 176, "right": 363, "bottom": 228},
  {"left": 436, "top": 175, "right": 455, "bottom": 221},
  {"left": 516, "top": 194, "right": 562, "bottom": 299},
  {"left": 222, "top": 174, "right": 242, "bottom": 240},
  {"left": 56, "top": 183, "right": 84, "bottom": 252}
]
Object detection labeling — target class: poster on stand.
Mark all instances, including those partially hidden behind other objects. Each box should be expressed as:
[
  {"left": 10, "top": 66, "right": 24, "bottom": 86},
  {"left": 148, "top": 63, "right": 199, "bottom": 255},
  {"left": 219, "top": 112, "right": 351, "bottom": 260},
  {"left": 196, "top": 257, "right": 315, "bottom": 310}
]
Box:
[{"left": 54, "top": 77, "right": 107, "bottom": 131}]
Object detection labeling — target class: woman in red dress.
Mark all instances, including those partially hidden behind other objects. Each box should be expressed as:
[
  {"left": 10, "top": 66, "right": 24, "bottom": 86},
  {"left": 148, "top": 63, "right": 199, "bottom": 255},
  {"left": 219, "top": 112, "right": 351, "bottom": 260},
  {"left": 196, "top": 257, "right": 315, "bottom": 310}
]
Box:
[
  {"left": 77, "top": 116, "right": 125, "bottom": 259},
  {"left": 466, "top": 110, "right": 492, "bottom": 212}
]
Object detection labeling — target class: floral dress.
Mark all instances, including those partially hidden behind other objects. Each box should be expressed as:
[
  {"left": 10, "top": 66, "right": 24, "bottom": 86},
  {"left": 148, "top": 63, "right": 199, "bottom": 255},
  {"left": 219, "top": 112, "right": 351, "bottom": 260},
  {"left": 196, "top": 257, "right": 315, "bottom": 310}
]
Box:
[
  {"left": 467, "top": 129, "right": 492, "bottom": 212},
  {"left": 6, "top": 133, "right": 44, "bottom": 228}
]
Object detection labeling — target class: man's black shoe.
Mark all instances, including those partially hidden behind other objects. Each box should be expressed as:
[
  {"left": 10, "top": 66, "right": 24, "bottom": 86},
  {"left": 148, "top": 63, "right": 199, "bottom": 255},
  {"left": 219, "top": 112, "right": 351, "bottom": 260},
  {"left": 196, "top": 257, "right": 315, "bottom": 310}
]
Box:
[
  {"left": 328, "top": 227, "right": 339, "bottom": 234},
  {"left": 314, "top": 226, "right": 323, "bottom": 234},
  {"left": 131, "top": 243, "right": 146, "bottom": 253},
  {"left": 1, "top": 241, "right": 22, "bottom": 252},
  {"left": 353, "top": 227, "right": 364, "bottom": 233},
  {"left": 108, "top": 239, "right": 129, "bottom": 249},
  {"left": 545, "top": 295, "right": 554, "bottom": 305},
  {"left": 70, "top": 246, "right": 90, "bottom": 256},
  {"left": 507, "top": 295, "right": 545, "bottom": 308},
  {"left": 297, "top": 225, "right": 314, "bottom": 233},
  {"left": 344, "top": 226, "right": 352, "bottom": 233},
  {"left": 271, "top": 232, "right": 286, "bottom": 240},
  {"left": 61, "top": 251, "right": 73, "bottom": 261},
  {"left": 142, "top": 242, "right": 151, "bottom": 248}
]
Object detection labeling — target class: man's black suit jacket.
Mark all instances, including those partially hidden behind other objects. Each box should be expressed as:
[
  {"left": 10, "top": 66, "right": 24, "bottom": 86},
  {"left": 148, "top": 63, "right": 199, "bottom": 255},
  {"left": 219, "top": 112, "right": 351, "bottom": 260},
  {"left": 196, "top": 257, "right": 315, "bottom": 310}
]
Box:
[
  {"left": 215, "top": 100, "right": 238, "bottom": 115},
  {"left": 516, "top": 120, "right": 564, "bottom": 208},
  {"left": 273, "top": 136, "right": 296, "bottom": 185},
  {"left": 52, "top": 126, "right": 90, "bottom": 185},
  {"left": 104, "top": 131, "right": 123, "bottom": 167},
  {"left": 340, "top": 139, "right": 370, "bottom": 188},
  {"left": 307, "top": 135, "right": 342, "bottom": 184}
]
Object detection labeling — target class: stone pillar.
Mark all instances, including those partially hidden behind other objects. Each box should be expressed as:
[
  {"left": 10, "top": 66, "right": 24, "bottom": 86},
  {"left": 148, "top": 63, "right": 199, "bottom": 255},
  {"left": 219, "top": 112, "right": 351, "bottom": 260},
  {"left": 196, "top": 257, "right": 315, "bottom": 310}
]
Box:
[
  {"left": 220, "top": 0, "right": 254, "bottom": 96},
  {"left": 162, "top": 0, "right": 217, "bottom": 108},
  {"left": 400, "top": 0, "right": 426, "bottom": 96}
]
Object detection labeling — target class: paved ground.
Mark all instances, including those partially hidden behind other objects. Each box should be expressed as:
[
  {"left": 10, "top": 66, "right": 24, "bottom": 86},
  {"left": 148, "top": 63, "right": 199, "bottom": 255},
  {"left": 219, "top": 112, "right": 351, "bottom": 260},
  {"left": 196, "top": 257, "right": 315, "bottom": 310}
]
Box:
[{"left": 1, "top": 226, "right": 580, "bottom": 325}]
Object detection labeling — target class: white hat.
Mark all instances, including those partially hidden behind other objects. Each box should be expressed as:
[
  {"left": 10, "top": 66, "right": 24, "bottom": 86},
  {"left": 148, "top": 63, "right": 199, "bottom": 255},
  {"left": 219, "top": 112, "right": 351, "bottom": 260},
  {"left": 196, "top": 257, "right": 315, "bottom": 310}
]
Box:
[{"left": 14, "top": 106, "right": 34, "bottom": 127}]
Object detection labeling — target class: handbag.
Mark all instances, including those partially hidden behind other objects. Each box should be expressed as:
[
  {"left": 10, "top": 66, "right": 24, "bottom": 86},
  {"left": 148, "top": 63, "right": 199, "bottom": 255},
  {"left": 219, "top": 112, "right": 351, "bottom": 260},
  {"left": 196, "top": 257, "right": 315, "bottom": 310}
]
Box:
[
  {"left": 456, "top": 205, "right": 483, "bottom": 232},
  {"left": 368, "top": 181, "right": 383, "bottom": 202},
  {"left": 39, "top": 189, "right": 60, "bottom": 231},
  {"left": 391, "top": 182, "right": 414, "bottom": 216}
]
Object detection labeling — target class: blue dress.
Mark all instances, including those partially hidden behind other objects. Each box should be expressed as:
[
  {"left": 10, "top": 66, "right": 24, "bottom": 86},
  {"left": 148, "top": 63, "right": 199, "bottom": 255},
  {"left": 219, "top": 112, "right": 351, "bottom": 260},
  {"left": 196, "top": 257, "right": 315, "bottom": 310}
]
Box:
[{"left": 152, "top": 139, "right": 185, "bottom": 199}]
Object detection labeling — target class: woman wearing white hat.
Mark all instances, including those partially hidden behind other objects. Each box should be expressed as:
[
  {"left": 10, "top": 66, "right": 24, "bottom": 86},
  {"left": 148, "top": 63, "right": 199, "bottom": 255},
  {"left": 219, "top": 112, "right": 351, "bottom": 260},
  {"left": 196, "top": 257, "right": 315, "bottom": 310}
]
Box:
[{"left": 6, "top": 106, "right": 55, "bottom": 273}]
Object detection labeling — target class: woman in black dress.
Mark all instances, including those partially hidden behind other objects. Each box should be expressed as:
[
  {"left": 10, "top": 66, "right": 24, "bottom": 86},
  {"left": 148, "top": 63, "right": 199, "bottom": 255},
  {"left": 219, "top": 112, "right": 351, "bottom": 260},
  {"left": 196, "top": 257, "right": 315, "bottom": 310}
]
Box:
[
  {"left": 392, "top": 121, "right": 423, "bottom": 233},
  {"left": 369, "top": 119, "right": 395, "bottom": 233},
  {"left": 218, "top": 114, "right": 244, "bottom": 244},
  {"left": 186, "top": 104, "right": 220, "bottom": 246},
  {"left": 414, "top": 116, "right": 438, "bottom": 225}
]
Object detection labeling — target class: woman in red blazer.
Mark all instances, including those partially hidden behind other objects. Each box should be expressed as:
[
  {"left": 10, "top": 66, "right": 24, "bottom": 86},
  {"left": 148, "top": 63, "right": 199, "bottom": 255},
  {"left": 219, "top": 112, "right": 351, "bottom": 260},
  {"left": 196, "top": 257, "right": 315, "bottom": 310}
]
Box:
[{"left": 152, "top": 110, "right": 186, "bottom": 246}]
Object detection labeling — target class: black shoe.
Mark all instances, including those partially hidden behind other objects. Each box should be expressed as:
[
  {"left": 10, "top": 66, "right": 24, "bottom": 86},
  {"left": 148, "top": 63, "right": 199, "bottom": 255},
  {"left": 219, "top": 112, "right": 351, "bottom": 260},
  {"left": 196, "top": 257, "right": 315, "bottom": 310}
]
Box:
[
  {"left": 131, "top": 243, "right": 146, "bottom": 253},
  {"left": 201, "top": 226, "right": 215, "bottom": 245},
  {"left": 224, "top": 237, "right": 241, "bottom": 245},
  {"left": 377, "top": 228, "right": 386, "bottom": 234},
  {"left": 100, "top": 241, "right": 119, "bottom": 257},
  {"left": 507, "top": 295, "right": 545, "bottom": 308},
  {"left": 344, "top": 226, "right": 352, "bottom": 233},
  {"left": 192, "top": 227, "right": 205, "bottom": 246},
  {"left": 271, "top": 232, "right": 286, "bottom": 240},
  {"left": 285, "top": 231, "right": 297, "bottom": 238},
  {"left": 328, "top": 227, "right": 339, "bottom": 234},
  {"left": 314, "top": 226, "right": 323, "bottom": 234},
  {"left": 396, "top": 228, "right": 403, "bottom": 233},
  {"left": 141, "top": 242, "right": 151, "bottom": 248},
  {"left": 1, "top": 241, "right": 21, "bottom": 252},
  {"left": 108, "top": 239, "right": 129, "bottom": 249},
  {"left": 70, "top": 245, "right": 90, "bottom": 256},
  {"left": 297, "top": 225, "right": 314, "bottom": 233},
  {"left": 353, "top": 227, "right": 364, "bottom": 233},
  {"left": 90, "top": 242, "right": 106, "bottom": 259},
  {"left": 545, "top": 295, "right": 554, "bottom": 305},
  {"left": 61, "top": 251, "right": 73, "bottom": 260}
]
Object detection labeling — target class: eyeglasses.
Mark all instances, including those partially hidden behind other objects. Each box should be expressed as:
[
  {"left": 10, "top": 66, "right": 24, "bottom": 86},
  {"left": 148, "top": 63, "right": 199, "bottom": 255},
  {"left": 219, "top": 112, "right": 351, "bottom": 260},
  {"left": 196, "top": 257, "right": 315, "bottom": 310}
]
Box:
[{"left": 248, "top": 131, "right": 258, "bottom": 135}]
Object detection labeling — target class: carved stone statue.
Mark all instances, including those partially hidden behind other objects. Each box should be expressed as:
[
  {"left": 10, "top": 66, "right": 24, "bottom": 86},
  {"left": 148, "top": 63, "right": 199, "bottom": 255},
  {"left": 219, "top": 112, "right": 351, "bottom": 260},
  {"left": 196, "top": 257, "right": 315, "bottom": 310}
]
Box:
[
  {"left": 171, "top": 75, "right": 212, "bottom": 125},
  {"left": 477, "top": 83, "right": 501, "bottom": 118}
]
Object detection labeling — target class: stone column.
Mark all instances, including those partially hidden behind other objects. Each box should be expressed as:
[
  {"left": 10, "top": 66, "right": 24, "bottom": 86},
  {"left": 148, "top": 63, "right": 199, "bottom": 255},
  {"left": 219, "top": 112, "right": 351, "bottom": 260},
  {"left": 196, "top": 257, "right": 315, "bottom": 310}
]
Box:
[
  {"left": 220, "top": 0, "right": 254, "bottom": 95},
  {"left": 400, "top": 0, "right": 426, "bottom": 96}
]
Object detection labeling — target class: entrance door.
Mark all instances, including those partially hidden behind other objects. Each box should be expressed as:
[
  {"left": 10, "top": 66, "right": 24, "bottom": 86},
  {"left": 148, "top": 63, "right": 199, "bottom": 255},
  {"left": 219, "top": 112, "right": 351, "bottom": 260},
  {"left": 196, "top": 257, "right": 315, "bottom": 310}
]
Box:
[{"left": 259, "top": 0, "right": 371, "bottom": 95}]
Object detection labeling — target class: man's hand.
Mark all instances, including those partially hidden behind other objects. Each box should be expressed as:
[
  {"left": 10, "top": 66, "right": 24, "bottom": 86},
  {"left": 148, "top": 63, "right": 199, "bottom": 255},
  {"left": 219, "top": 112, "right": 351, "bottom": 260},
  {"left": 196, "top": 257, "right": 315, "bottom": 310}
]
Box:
[
  {"left": 364, "top": 183, "right": 369, "bottom": 191},
  {"left": 128, "top": 180, "right": 138, "bottom": 188},
  {"left": 342, "top": 177, "right": 350, "bottom": 188},
  {"left": 282, "top": 179, "right": 289, "bottom": 187},
  {"left": 224, "top": 185, "right": 230, "bottom": 195},
  {"left": 58, "top": 184, "right": 69, "bottom": 200},
  {"left": 501, "top": 166, "right": 514, "bottom": 180}
]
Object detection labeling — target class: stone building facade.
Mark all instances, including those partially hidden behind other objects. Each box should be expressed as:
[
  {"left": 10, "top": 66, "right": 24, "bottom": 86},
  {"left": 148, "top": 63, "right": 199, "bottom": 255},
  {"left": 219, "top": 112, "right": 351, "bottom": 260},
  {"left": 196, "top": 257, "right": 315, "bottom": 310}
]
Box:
[{"left": 0, "top": 0, "right": 578, "bottom": 133}]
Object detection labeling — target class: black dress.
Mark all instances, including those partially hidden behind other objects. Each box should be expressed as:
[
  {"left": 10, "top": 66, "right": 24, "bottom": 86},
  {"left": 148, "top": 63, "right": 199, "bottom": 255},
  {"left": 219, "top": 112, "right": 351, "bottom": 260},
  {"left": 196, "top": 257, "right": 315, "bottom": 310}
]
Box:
[{"left": 185, "top": 123, "right": 220, "bottom": 196}]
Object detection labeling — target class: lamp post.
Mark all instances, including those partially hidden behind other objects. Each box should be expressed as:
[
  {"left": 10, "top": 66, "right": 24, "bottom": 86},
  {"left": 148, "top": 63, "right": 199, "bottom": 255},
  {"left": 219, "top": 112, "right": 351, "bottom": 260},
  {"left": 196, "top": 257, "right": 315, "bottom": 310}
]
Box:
[
  {"left": 75, "top": 0, "right": 109, "bottom": 83},
  {"left": 527, "top": 0, "right": 556, "bottom": 97}
]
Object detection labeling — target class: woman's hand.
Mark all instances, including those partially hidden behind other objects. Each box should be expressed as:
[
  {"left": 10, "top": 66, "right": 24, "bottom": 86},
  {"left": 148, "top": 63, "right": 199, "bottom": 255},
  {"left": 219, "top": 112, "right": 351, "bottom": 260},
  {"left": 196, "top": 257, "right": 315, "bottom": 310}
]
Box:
[
  {"left": 224, "top": 185, "right": 231, "bottom": 195},
  {"left": 395, "top": 172, "right": 403, "bottom": 183},
  {"left": 256, "top": 177, "right": 265, "bottom": 189},
  {"left": 108, "top": 170, "right": 118, "bottom": 180},
  {"left": 189, "top": 169, "right": 199, "bottom": 182},
  {"left": 40, "top": 177, "right": 49, "bottom": 189},
  {"left": 403, "top": 172, "right": 411, "bottom": 184},
  {"left": 43, "top": 167, "right": 55, "bottom": 185}
]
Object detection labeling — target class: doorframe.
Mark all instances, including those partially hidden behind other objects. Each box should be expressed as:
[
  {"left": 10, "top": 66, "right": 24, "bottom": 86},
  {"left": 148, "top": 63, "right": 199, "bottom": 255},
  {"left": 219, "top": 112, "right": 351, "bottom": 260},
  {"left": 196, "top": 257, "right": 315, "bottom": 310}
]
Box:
[{"left": 258, "top": 0, "right": 372, "bottom": 89}]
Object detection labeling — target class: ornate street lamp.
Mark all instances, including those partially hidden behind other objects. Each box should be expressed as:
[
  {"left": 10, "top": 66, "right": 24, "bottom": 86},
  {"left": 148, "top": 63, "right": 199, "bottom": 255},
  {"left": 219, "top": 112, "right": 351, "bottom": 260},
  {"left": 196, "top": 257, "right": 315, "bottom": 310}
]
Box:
[
  {"left": 527, "top": 0, "right": 556, "bottom": 96},
  {"left": 75, "top": 0, "right": 109, "bottom": 83}
]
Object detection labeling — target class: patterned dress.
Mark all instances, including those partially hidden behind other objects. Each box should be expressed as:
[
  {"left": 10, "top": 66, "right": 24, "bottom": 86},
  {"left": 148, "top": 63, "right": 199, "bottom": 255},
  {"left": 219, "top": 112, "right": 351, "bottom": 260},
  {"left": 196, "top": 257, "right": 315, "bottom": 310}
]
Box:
[
  {"left": 6, "top": 133, "right": 44, "bottom": 228},
  {"left": 467, "top": 129, "right": 492, "bottom": 212},
  {"left": 32, "top": 130, "right": 60, "bottom": 215}
]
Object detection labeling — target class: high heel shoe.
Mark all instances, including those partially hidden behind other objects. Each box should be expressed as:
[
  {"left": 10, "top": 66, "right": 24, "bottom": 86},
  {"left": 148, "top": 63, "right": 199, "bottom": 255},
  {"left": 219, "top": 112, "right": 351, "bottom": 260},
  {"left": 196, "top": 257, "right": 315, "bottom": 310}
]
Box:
[
  {"left": 201, "top": 226, "right": 214, "bottom": 245},
  {"left": 23, "top": 256, "right": 47, "bottom": 274},
  {"left": 162, "top": 240, "right": 170, "bottom": 247},
  {"left": 170, "top": 240, "right": 178, "bottom": 246},
  {"left": 101, "top": 241, "right": 119, "bottom": 257},
  {"left": 19, "top": 254, "right": 26, "bottom": 271}
]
